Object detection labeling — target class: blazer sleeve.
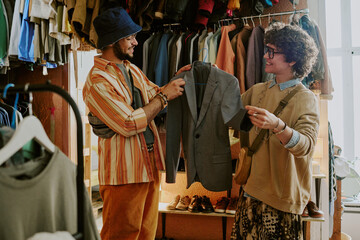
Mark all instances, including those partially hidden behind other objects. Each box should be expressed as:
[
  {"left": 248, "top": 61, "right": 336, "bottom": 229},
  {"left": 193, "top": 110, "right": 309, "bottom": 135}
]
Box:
[
  {"left": 221, "top": 76, "right": 252, "bottom": 132},
  {"left": 165, "top": 91, "right": 183, "bottom": 183}
]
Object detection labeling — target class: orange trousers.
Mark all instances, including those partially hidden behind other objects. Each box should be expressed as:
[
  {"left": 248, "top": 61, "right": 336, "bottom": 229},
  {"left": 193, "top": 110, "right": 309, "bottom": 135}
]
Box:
[{"left": 99, "top": 153, "right": 160, "bottom": 240}]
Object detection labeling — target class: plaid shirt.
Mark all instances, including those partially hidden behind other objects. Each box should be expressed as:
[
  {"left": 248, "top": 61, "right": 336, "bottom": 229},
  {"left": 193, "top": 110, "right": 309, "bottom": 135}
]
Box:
[{"left": 83, "top": 56, "right": 165, "bottom": 185}]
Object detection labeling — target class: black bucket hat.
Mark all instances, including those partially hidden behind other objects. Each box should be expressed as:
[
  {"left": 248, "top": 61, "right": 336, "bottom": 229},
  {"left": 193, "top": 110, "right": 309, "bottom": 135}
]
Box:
[{"left": 93, "top": 7, "right": 142, "bottom": 49}]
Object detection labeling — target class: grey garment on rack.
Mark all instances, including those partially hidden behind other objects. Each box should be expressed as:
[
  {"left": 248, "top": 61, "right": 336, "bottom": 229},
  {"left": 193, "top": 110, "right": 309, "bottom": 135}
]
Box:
[
  {"left": 142, "top": 33, "right": 156, "bottom": 75},
  {"left": 0, "top": 107, "right": 10, "bottom": 126},
  {"left": 299, "top": 15, "right": 325, "bottom": 87},
  {"left": 0, "top": 147, "right": 100, "bottom": 240},
  {"left": 0, "top": 126, "right": 25, "bottom": 166}
]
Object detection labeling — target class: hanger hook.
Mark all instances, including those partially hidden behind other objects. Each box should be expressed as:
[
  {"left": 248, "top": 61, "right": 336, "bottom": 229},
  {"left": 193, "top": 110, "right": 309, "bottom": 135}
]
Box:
[
  {"left": 251, "top": 16, "right": 255, "bottom": 27},
  {"left": 25, "top": 83, "right": 33, "bottom": 116},
  {"left": 3, "top": 83, "right": 15, "bottom": 98},
  {"left": 258, "top": 14, "right": 262, "bottom": 26}
]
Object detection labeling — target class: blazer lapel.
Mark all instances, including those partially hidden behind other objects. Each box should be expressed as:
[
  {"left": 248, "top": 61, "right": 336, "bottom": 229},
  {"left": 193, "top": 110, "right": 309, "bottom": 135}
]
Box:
[
  {"left": 196, "top": 67, "right": 218, "bottom": 128},
  {"left": 184, "top": 70, "right": 198, "bottom": 123}
]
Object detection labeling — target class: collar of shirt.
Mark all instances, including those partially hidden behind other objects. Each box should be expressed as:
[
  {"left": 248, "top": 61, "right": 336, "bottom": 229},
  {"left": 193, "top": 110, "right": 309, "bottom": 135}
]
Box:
[
  {"left": 94, "top": 55, "right": 130, "bottom": 72},
  {"left": 269, "top": 78, "right": 301, "bottom": 91}
]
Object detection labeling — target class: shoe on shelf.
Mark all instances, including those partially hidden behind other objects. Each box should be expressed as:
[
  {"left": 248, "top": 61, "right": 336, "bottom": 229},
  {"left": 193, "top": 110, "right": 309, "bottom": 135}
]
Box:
[
  {"left": 301, "top": 206, "right": 309, "bottom": 217},
  {"left": 214, "top": 197, "right": 229, "bottom": 213},
  {"left": 167, "top": 195, "right": 180, "bottom": 210},
  {"left": 188, "top": 195, "right": 204, "bottom": 213},
  {"left": 201, "top": 196, "right": 214, "bottom": 213},
  {"left": 225, "top": 197, "right": 238, "bottom": 214},
  {"left": 307, "top": 200, "right": 324, "bottom": 218},
  {"left": 176, "top": 195, "right": 191, "bottom": 210}
]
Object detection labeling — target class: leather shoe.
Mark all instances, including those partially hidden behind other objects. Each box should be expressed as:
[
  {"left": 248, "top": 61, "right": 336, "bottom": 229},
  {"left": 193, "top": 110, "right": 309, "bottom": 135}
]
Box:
[
  {"left": 301, "top": 206, "right": 309, "bottom": 217},
  {"left": 188, "top": 195, "right": 204, "bottom": 213},
  {"left": 201, "top": 196, "right": 214, "bottom": 213},
  {"left": 307, "top": 200, "right": 324, "bottom": 218},
  {"left": 215, "top": 197, "right": 229, "bottom": 213}
]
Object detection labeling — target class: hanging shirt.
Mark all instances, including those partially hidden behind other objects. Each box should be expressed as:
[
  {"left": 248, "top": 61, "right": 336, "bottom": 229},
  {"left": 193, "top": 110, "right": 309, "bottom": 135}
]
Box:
[
  {"left": 0, "top": 0, "right": 8, "bottom": 58},
  {"left": 18, "top": 0, "right": 35, "bottom": 62},
  {"left": 8, "top": 0, "right": 21, "bottom": 56}
]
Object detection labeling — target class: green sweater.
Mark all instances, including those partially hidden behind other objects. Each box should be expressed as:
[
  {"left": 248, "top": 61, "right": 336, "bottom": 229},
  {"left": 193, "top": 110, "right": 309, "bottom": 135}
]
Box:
[{"left": 241, "top": 81, "right": 320, "bottom": 214}]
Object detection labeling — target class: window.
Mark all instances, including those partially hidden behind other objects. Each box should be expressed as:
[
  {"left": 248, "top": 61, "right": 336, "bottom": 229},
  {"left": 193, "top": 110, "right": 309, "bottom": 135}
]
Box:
[{"left": 325, "top": 0, "right": 360, "bottom": 202}]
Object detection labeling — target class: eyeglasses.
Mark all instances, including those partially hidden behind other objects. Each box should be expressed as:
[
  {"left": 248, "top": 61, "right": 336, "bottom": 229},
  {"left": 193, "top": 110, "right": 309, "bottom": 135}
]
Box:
[{"left": 264, "top": 45, "right": 284, "bottom": 59}]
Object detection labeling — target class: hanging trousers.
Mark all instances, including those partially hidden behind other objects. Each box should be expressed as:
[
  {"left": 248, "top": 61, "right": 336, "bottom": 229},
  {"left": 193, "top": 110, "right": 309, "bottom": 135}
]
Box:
[{"left": 99, "top": 151, "right": 160, "bottom": 240}]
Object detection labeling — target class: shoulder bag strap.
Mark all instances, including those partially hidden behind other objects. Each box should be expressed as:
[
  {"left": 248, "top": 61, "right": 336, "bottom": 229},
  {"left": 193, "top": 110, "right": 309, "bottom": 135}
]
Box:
[{"left": 248, "top": 84, "right": 303, "bottom": 156}]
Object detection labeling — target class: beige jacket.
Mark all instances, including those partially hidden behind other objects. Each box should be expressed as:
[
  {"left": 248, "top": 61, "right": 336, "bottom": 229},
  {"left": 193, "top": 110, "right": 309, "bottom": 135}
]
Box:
[
  {"left": 65, "top": 0, "right": 99, "bottom": 46},
  {"left": 241, "top": 81, "right": 320, "bottom": 214}
]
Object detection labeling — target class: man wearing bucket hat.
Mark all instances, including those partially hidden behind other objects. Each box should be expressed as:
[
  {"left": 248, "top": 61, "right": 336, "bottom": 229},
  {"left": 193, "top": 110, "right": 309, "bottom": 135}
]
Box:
[{"left": 83, "top": 7, "right": 188, "bottom": 240}]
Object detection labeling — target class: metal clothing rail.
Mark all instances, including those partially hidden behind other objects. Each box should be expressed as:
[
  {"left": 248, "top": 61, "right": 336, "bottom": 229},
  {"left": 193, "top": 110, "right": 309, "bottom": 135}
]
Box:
[
  {"left": 0, "top": 81, "right": 84, "bottom": 240},
  {"left": 218, "top": 8, "right": 309, "bottom": 22},
  {"left": 163, "top": 23, "right": 181, "bottom": 27}
]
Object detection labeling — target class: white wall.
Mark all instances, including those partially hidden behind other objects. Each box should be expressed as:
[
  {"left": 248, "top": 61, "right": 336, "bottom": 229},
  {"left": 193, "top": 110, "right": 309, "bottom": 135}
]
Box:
[{"left": 342, "top": 207, "right": 360, "bottom": 239}]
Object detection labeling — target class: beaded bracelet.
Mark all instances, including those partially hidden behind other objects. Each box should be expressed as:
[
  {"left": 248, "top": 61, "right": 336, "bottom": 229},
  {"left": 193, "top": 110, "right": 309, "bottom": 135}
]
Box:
[{"left": 156, "top": 92, "right": 168, "bottom": 108}]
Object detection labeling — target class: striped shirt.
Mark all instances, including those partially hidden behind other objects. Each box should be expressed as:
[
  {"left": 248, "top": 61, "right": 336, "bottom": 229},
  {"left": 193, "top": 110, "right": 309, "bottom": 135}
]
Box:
[{"left": 82, "top": 56, "right": 165, "bottom": 185}]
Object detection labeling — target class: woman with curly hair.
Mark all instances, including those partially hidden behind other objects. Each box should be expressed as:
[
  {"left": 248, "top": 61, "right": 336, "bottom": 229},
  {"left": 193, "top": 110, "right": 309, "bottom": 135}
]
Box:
[{"left": 231, "top": 22, "right": 320, "bottom": 240}]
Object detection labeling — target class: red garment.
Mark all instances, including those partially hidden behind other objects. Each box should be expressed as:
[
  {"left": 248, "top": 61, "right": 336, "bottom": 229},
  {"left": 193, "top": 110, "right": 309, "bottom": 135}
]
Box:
[
  {"left": 198, "top": 0, "right": 215, "bottom": 17},
  {"left": 195, "top": 0, "right": 215, "bottom": 26},
  {"left": 195, "top": 14, "right": 209, "bottom": 26}
]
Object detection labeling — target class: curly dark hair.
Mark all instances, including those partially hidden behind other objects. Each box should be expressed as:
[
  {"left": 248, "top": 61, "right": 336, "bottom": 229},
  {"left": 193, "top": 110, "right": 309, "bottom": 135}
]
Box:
[{"left": 264, "top": 22, "right": 319, "bottom": 79}]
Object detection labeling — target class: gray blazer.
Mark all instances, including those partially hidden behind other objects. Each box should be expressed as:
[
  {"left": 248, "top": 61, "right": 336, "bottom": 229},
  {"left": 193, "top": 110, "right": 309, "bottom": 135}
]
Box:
[{"left": 166, "top": 62, "right": 251, "bottom": 191}]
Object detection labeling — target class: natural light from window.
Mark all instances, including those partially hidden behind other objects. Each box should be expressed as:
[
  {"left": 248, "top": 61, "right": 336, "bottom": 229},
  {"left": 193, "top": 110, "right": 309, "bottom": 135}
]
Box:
[{"left": 326, "top": 0, "right": 360, "bottom": 202}]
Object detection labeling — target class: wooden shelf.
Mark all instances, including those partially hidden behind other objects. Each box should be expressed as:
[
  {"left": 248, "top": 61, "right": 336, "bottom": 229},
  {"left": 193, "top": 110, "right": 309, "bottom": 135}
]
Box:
[
  {"left": 312, "top": 173, "right": 326, "bottom": 179},
  {"left": 163, "top": 171, "right": 326, "bottom": 179},
  {"left": 302, "top": 216, "right": 325, "bottom": 222},
  {"left": 158, "top": 203, "right": 234, "bottom": 218}
]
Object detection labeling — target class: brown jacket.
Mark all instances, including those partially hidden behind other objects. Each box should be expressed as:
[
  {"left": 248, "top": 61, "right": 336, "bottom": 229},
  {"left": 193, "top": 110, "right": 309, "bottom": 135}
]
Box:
[
  {"left": 235, "top": 25, "right": 252, "bottom": 94},
  {"left": 65, "top": 0, "right": 99, "bottom": 46}
]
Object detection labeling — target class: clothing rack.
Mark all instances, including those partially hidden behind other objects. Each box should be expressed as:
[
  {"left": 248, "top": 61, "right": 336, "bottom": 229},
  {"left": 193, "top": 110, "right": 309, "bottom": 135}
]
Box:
[
  {"left": 0, "top": 81, "right": 84, "bottom": 240},
  {"left": 218, "top": 8, "right": 309, "bottom": 22},
  {"left": 163, "top": 23, "right": 181, "bottom": 27}
]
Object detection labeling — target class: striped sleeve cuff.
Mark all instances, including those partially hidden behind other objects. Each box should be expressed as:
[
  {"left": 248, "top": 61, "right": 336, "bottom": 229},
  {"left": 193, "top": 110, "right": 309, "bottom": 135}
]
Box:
[
  {"left": 133, "top": 108, "right": 148, "bottom": 133},
  {"left": 284, "top": 129, "right": 300, "bottom": 148}
]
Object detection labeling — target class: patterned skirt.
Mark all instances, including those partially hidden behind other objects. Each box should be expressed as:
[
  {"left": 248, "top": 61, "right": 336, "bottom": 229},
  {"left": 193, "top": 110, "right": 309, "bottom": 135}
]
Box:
[{"left": 231, "top": 191, "right": 303, "bottom": 240}]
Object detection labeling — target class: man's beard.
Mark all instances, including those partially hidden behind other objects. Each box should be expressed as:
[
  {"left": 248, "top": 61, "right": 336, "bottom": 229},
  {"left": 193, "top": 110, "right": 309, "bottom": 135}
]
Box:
[{"left": 113, "top": 41, "right": 133, "bottom": 60}]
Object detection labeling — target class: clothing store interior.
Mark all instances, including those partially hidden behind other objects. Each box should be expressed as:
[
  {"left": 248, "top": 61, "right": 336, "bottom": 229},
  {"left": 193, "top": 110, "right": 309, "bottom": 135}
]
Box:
[{"left": 0, "top": 0, "right": 359, "bottom": 239}]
